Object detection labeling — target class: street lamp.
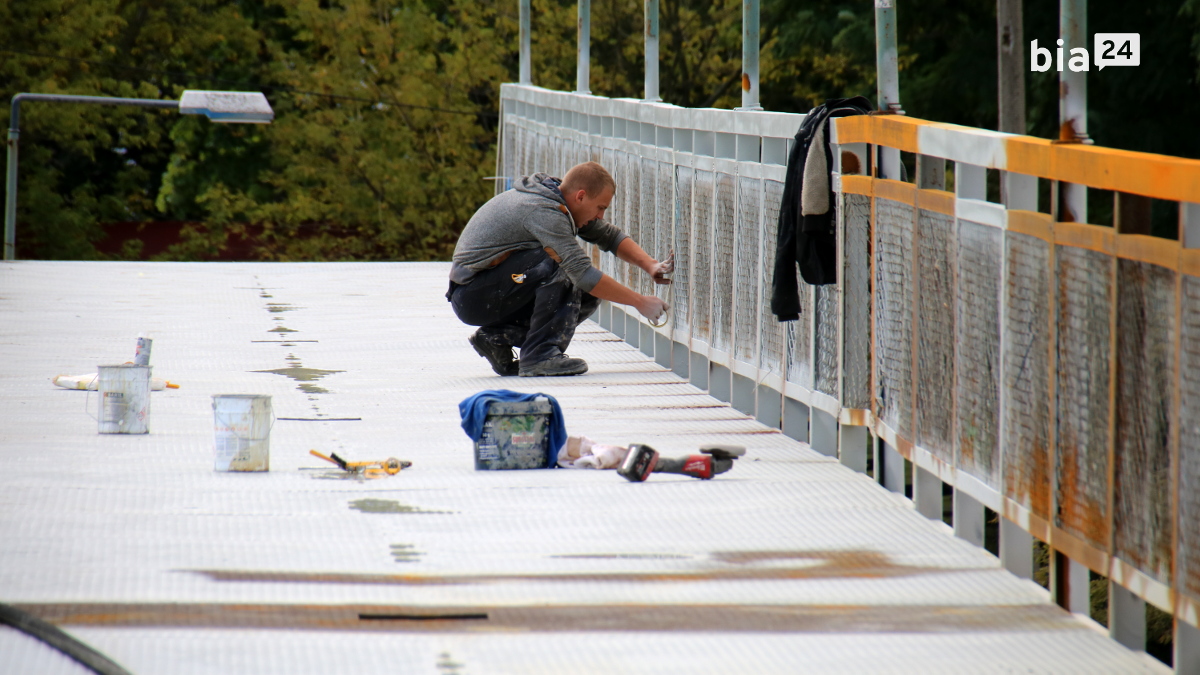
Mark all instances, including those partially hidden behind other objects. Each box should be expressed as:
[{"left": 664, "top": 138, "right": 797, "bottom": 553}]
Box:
[{"left": 3, "top": 90, "right": 274, "bottom": 260}]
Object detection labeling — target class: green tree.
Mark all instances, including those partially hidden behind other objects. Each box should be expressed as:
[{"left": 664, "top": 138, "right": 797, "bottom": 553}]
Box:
[{"left": 1, "top": 0, "right": 273, "bottom": 259}]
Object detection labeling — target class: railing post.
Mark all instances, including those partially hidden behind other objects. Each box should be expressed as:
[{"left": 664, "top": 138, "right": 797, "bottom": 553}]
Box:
[
  {"left": 912, "top": 466, "right": 942, "bottom": 521},
  {"left": 644, "top": 0, "right": 660, "bottom": 101},
  {"left": 953, "top": 489, "right": 985, "bottom": 547},
  {"left": 740, "top": 0, "right": 762, "bottom": 111},
  {"left": 576, "top": 0, "right": 591, "bottom": 94},
  {"left": 839, "top": 425, "right": 868, "bottom": 473},
  {"left": 519, "top": 0, "right": 532, "bottom": 85},
  {"left": 880, "top": 440, "right": 906, "bottom": 494},
  {"left": 1052, "top": 551, "right": 1092, "bottom": 614},
  {"left": 1108, "top": 582, "right": 1146, "bottom": 652},
  {"left": 1000, "top": 517, "right": 1033, "bottom": 580}
]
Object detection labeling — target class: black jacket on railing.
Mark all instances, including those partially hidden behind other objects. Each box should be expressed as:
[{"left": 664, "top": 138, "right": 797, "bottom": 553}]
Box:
[{"left": 771, "top": 96, "right": 872, "bottom": 321}]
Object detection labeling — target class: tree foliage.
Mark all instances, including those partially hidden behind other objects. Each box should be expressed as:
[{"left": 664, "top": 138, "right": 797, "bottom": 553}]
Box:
[{"left": 3, "top": 0, "right": 1199, "bottom": 261}]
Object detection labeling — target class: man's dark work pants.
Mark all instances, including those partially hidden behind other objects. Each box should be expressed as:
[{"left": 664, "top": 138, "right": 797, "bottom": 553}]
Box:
[{"left": 448, "top": 249, "right": 599, "bottom": 366}]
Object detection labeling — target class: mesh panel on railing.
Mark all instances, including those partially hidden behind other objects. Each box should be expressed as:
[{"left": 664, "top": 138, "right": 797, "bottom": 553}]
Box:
[
  {"left": 841, "top": 193, "right": 871, "bottom": 409},
  {"left": 640, "top": 157, "right": 658, "bottom": 296},
  {"left": 1002, "top": 232, "right": 1053, "bottom": 517},
  {"left": 787, "top": 282, "right": 814, "bottom": 388},
  {"left": 735, "top": 176, "right": 762, "bottom": 364},
  {"left": 916, "top": 208, "right": 955, "bottom": 461},
  {"left": 672, "top": 166, "right": 694, "bottom": 331},
  {"left": 522, "top": 126, "right": 535, "bottom": 178},
  {"left": 874, "top": 198, "right": 914, "bottom": 435},
  {"left": 501, "top": 122, "right": 515, "bottom": 191},
  {"left": 1113, "top": 259, "right": 1176, "bottom": 583},
  {"left": 693, "top": 171, "right": 715, "bottom": 343},
  {"left": 712, "top": 172, "right": 737, "bottom": 353},
  {"left": 599, "top": 148, "right": 617, "bottom": 279},
  {"left": 1180, "top": 275, "right": 1200, "bottom": 600},
  {"left": 814, "top": 284, "right": 839, "bottom": 398},
  {"left": 955, "top": 220, "right": 1002, "bottom": 488},
  {"left": 759, "top": 180, "right": 786, "bottom": 376},
  {"left": 537, "top": 134, "right": 550, "bottom": 177},
  {"left": 620, "top": 152, "right": 639, "bottom": 290},
  {"left": 1054, "top": 245, "right": 1112, "bottom": 549}
]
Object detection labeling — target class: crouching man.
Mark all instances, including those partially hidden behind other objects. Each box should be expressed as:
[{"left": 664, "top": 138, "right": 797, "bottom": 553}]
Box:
[{"left": 447, "top": 161, "right": 672, "bottom": 377}]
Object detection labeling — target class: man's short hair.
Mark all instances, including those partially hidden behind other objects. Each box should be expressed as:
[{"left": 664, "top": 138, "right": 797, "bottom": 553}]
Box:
[{"left": 561, "top": 161, "right": 616, "bottom": 198}]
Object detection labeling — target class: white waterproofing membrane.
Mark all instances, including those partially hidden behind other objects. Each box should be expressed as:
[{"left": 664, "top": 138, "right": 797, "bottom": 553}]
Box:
[{"left": 0, "top": 261, "right": 1167, "bottom": 674}]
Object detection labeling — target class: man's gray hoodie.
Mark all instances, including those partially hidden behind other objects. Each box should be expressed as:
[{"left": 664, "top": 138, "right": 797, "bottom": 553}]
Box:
[{"left": 449, "top": 173, "right": 627, "bottom": 293}]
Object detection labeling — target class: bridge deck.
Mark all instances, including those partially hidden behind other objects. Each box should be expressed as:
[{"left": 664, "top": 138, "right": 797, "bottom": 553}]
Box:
[{"left": 0, "top": 262, "right": 1165, "bottom": 673}]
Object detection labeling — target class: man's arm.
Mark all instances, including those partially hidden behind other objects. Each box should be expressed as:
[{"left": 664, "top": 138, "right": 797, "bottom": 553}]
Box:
[
  {"left": 588, "top": 273, "right": 669, "bottom": 322},
  {"left": 615, "top": 238, "right": 674, "bottom": 284}
]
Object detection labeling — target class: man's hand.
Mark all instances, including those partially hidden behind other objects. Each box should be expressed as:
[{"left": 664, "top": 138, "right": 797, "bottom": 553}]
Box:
[
  {"left": 650, "top": 250, "right": 675, "bottom": 285},
  {"left": 635, "top": 295, "right": 670, "bottom": 323}
]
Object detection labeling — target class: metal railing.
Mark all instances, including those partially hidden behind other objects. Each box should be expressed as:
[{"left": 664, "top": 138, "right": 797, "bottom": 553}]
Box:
[{"left": 497, "top": 83, "right": 1200, "bottom": 668}]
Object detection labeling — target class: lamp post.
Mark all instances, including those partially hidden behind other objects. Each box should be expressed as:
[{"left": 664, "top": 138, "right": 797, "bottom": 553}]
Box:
[{"left": 4, "top": 90, "right": 274, "bottom": 260}]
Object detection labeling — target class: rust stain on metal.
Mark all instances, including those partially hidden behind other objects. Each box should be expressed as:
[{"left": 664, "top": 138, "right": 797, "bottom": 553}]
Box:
[
  {"left": 190, "top": 549, "right": 986, "bottom": 586},
  {"left": 1054, "top": 435, "right": 1108, "bottom": 548},
  {"left": 1007, "top": 438, "right": 1051, "bottom": 520},
  {"left": 741, "top": 73, "right": 751, "bottom": 92},
  {"left": 13, "top": 602, "right": 1084, "bottom": 634}
]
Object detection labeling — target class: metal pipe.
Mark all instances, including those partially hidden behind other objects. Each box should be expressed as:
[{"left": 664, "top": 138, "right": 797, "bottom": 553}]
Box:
[
  {"left": 1059, "top": 0, "right": 1088, "bottom": 222},
  {"left": 873, "top": 0, "right": 901, "bottom": 113},
  {"left": 996, "top": 0, "right": 1025, "bottom": 135},
  {"left": 4, "top": 93, "right": 179, "bottom": 261},
  {"left": 873, "top": 0, "right": 902, "bottom": 179},
  {"left": 519, "top": 0, "right": 531, "bottom": 85},
  {"left": 576, "top": 0, "right": 591, "bottom": 94},
  {"left": 740, "top": 0, "right": 762, "bottom": 111},
  {"left": 1059, "top": 0, "right": 1088, "bottom": 141},
  {"left": 644, "top": 0, "right": 660, "bottom": 102}
]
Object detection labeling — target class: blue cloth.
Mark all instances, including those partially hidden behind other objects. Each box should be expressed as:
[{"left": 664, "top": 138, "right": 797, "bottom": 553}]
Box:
[{"left": 458, "top": 389, "right": 567, "bottom": 468}]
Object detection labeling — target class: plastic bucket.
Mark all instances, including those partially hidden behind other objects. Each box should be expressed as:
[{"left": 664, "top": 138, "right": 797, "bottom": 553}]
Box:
[
  {"left": 212, "top": 394, "right": 273, "bottom": 472},
  {"left": 97, "top": 364, "right": 151, "bottom": 434}
]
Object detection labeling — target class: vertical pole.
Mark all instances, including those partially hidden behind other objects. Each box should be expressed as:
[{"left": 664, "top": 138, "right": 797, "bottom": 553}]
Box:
[
  {"left": 576, "top": 0, "right": 591, "bottom": 94},
  {"left": 3, "top": 127, "right": 17, "bottom": 261},
  {"left": 1058, "top": 0, "right": 1088, "bottom": 222},
  {"left": 740, "top": 0, "right": 762, "bottom": 111},
  {"left": 4, "top": 98, "right": 21, "bottom": 261},
  {"left": 873, "top": 0, "right": 902, "bottom": 179},
  {"left": 997, "top": 0, "right": 1026, "bottom": 135},
  {"left": 644, "top": 0, "right": 660, "bottom": 102},
  {"left": 519, "top": 0, "right": 532, "bottom": 85},
  {"left": 873, "top": 0, "right": 901, "bottom": 114}
]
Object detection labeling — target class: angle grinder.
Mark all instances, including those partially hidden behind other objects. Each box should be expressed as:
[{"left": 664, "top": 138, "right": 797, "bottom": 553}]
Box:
[{"left": 617, "top": 444, "right": 746, "bottom": 482}]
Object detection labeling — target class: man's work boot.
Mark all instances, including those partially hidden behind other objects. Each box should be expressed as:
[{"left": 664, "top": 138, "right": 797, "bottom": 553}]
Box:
[
  {"left": 519, "top": 354, "right": 588, "bottom": 377},
  {"left": 469, "top": 330, "right": 519, "bottom": 376}
]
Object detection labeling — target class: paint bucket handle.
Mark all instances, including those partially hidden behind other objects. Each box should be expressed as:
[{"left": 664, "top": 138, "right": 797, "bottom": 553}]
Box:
[{"left": 83, "top": 373, "right": 100, "bottom": 421}]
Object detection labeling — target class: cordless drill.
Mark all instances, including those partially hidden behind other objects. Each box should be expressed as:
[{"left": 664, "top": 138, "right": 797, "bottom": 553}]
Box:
[{"left": 617, "top": 444, "right": 746, "bottom": 482}]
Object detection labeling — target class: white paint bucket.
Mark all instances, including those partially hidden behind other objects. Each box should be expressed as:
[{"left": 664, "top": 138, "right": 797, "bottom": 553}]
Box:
[
  {"left": 97, "top": 364, "right": 151, "bottom": 434},
  {"left": 212, "top": 395, "right": 273, "bottom": 472}
]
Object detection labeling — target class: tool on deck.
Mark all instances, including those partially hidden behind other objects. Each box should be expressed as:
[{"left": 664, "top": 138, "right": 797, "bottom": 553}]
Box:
[
  {"left": 617, "top": 444, "right": 745, "bottom": 482},
  {"left": 309, "top": 449, "right": 411, "bottom": 475}
]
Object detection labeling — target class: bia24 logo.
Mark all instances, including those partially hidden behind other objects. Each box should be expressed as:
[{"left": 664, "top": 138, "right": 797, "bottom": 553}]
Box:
[{"left": 1030, "top": 33, "right": 1139, "bottom": 72}]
